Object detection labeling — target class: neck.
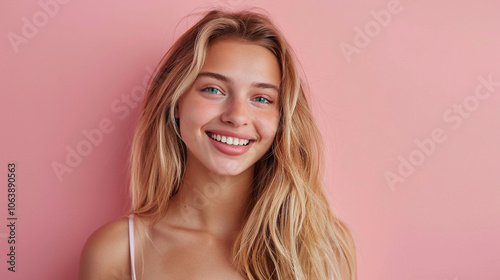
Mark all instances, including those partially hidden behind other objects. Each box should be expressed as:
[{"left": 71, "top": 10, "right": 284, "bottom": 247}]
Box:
[{"left": 167, "top": 157, "right": 254, "bottom": 238}]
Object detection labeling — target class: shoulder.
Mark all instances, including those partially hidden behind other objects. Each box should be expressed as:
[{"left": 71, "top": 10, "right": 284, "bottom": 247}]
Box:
[{"left": 78, "top": 215, "right": 132, "bottom": 280}]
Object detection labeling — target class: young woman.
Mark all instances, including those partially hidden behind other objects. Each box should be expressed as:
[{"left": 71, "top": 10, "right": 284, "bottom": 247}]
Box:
[{"left": 79, "top": 9, "right": 356, "bottom": 280}]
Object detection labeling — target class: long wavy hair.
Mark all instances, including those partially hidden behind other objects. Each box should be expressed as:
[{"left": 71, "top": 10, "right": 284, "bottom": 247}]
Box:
[{"left": 129, "top": 9, "right": 356, "bottom": 280}]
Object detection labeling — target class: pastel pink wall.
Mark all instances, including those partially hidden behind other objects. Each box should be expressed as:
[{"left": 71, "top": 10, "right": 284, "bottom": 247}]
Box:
[{"left": 1, "top": 0, "right": 499, "bottom": 279}]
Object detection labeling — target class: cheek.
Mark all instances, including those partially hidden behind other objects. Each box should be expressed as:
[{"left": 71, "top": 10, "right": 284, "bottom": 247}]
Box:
[
  {"left": 255, "top": 110, "right": 280, "bottom": 143},
  {"left": 178, "top": 98, "right": 217, "bottom": 134}
]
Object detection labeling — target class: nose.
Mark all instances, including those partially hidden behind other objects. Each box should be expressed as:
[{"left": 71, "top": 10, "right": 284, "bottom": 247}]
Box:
[{"left": 221, "top": 96, "right": 249, "bottom": 127}]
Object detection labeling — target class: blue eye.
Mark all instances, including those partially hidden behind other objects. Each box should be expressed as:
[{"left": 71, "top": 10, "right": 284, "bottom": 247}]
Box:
[
  {"left": 254, "top": 96, "right": 271, "bottom": 104},
  {"left": 203, "top": 87, "right": 221, "bottom": 95}
]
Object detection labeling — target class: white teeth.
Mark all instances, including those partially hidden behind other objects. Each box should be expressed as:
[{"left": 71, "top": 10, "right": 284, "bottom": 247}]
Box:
[{"left": 209, "top": 133, "right": 250, "bottom": 146}]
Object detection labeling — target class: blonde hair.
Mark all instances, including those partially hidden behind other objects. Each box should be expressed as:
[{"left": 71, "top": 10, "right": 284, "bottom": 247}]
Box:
[{"left": 129, "top": 9, "right": 356, "bottom": 280}]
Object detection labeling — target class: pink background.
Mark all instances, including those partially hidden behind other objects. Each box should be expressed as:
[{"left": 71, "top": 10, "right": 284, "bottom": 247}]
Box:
[{"left": 1, "top": 0, "right": 499, "bottom": 279}]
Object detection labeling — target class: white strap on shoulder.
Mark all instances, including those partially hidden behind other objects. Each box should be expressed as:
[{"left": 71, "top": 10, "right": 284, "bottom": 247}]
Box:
[{"left": 128, "top": 214, "right": 137, "bottom": 280}]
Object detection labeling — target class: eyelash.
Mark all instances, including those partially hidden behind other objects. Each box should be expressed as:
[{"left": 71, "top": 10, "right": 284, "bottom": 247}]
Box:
[
  {"left": 254, "top": 96, "right": 272, "bottom": 104},
  {"left": 202, "top": 86, "right": 222, "bottom": 95},
  {"left": 201, "top": 86, "right": 273, "bottom": 104}
]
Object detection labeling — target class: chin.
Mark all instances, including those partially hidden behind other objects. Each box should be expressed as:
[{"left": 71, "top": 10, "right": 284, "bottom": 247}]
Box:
[{"left": 206, "top": 158, "right": 252, "bottom": 177}]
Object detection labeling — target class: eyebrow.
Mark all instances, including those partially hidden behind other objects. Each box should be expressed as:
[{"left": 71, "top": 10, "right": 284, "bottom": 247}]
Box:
[{"left": 197, "top": 72, "right": 280, "bottom": 93}]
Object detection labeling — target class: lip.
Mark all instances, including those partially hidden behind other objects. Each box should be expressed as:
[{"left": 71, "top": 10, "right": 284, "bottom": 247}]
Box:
[{"left": 206, "top": 130, "right": 254, "bottom": 156}]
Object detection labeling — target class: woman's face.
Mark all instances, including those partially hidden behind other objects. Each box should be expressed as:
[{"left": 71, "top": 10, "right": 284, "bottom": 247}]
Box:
[{"left": 177, "top": 38, "right": 281, "bottom": 176}]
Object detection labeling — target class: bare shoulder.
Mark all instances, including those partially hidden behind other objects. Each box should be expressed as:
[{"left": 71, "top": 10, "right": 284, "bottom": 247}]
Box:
[{"left": 78, "top": 216, "right": 132, "bottom": 280}]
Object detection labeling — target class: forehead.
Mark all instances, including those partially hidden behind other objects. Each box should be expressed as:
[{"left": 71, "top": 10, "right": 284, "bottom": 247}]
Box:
[{"left": 201, "top": 38, "right": 281, "bottom": 89}]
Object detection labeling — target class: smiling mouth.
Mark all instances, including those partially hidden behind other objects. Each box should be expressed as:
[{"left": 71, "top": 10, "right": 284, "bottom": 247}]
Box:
[{"left": 207, "top": 132, "right": 251, "bottom": 146}]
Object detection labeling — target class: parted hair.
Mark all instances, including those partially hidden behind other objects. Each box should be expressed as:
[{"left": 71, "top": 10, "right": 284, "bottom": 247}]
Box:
[{"left": 129, "top": 9, "right": 356, "bottom": 280}]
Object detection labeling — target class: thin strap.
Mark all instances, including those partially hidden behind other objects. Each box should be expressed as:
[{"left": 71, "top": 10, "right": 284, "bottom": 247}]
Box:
[{"left": 128, "top": 214, "right": 137, "bottom": 280}]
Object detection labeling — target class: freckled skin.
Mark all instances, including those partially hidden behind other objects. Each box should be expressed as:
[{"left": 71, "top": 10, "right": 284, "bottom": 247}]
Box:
[{"left": 177, "top": 38, "right": 281, "bottom": 177}]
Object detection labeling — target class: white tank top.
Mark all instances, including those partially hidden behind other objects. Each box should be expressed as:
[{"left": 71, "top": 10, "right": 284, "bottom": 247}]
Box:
[{"left": 128, "top": 214, "right": 137, "bottom": 280}]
